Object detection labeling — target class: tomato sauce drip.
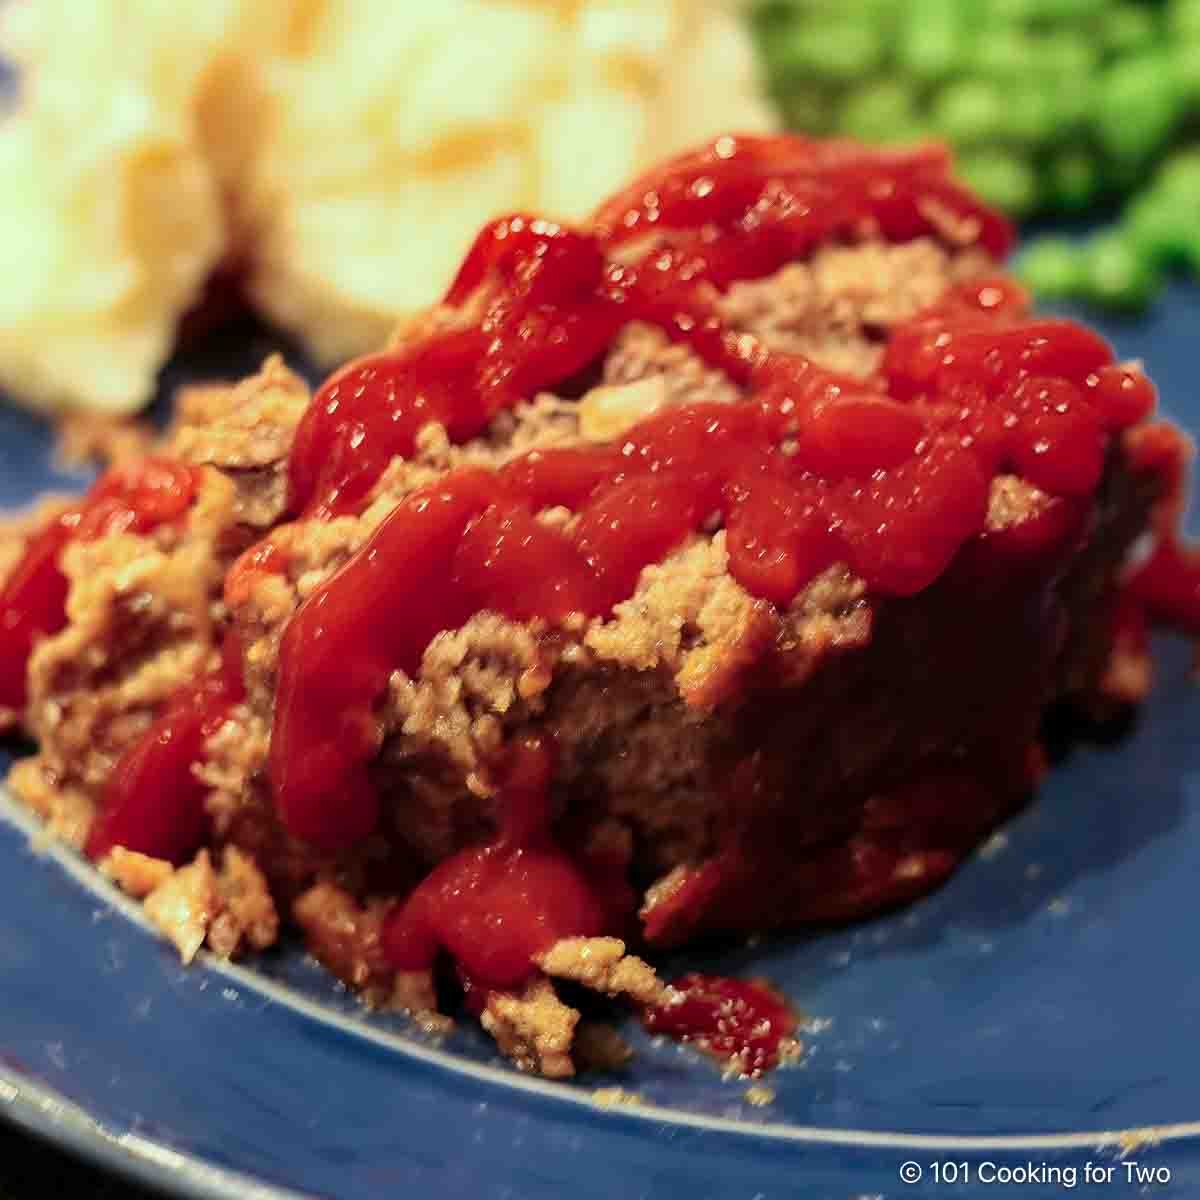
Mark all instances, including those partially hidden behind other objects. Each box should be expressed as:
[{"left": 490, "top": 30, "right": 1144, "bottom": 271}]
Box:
[
  {"left": 642, "top": 973, "right": 797, "bottom": 1077},
  {"left": 85, "top": 632, "right": 246, "bottom": 865},
  {"left": 1128, "top": 539, "right": 1200, "bottom": 632},
  {"left": 288, "top": 218, "right": 622, "bottom": 519},
  {"left": 224, "top": 539, "right": 288, "bottom": 609},
  {"left": 270, "top": 135, "right": 1153, "bottom": 850},
  {"left": 83, "top": 633, "right": 244, "bottom": 868},
  {"left": 0, "top": 458, "right": 200, "bottom": 714},
  {"left": 380, "top": 736, "right": 607, "bottom": 991},
  {"left": 1122, "top": 423, "right": 1200, "bottom": 634}
]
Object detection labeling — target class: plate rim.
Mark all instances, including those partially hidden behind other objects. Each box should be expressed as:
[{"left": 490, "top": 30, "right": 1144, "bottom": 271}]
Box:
[
  {"left": 0, "top": 1068, "right": 307, "bottom": 1200},
  {"left": 5, "top": 790, "right": 1200, "bottom": 1161}
]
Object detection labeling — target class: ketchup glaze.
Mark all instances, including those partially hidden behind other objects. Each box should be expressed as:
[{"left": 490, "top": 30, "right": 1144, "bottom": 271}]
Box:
[
  {"left": 86, "top": 632, "right": 245, "bottom": 865},
  {"left": 380, "top": 736, "right": 607, "bottom": 991},
  {"left": 1123, "top": 422, "right": 1200, "bottom": 633},
  {"left": 0, "top": 458, "right": 199, "bottom": 714},
  {"left": 269, "top": 135, "right": 1154, "bottom": 852},
  {"left": 642, "top": 973, "right": 797, "bottom": 1077}
]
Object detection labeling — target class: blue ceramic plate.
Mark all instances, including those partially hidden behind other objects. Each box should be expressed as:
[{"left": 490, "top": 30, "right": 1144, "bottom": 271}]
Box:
[{"left": 3, "top": 283, "right": 1200, "bottom": 1198}]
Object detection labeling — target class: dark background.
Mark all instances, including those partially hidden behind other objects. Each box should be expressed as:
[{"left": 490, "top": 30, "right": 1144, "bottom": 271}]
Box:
[{"left": 0, "top": 1119, "right": 161, "bottom": 1199}]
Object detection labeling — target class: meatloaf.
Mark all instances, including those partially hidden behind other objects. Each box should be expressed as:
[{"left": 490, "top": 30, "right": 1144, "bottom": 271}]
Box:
[{"left": 0, "top": 135, "right": 1188, "bottom": 1078}]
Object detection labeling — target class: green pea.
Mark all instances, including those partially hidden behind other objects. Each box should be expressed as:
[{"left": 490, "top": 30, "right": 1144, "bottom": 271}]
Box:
[
  {"left": 901, "top": 0, "right": 962, "bottom": 24},
  {"left": 1154, "top": 149, "right": 1200, "bottom": 200},
  {"left": 897, "top": 21, "right": 968, "bottom": 83},
  {"left": 983, "top": 0, "right": 1043, "bottom": 24},
  {"left": 839, "top": 79, "right": 922, "bottom": 143},
  {"left": 766, "top": 19, "right": 885, "bottom": 83},
  {"left": 1033, "top": 35, "right": 1097, "bottom": 83},
  {"left": 856, "top": 1, "right": 904, "bottom": 43},
  {"left": 811, "top": 0, "right": 897, "bottom": 22},
  {"left": 1168, "top": 0, "right": 1200, "bottom": 41},
  {"left": 1044, "top": 149, "right": 1101, "bottom": 212},
  {"left": 958, "top": 148, "right": 1039, "bottom": 217},
  {"left": 1126, "top": 191, "right": 1194, "bottom": 268},
  {"left": 1173, "top": 42, "right": 1200, "bottom": 105},
  {"left": 1106, "top": 155, "right": 1153, "bottom": 195},
  {"left": 971, "top": 29, "right": 1037, "bottom": 79},
  {"left": 896, "top": 0, "right": 970, "bottom": 81},
  {"left": 931, "top": 80, "right": 1007, "bottom": 147},
  {"left": 1081, "top": 231, "right": 1164, "bottom": 310},
  {"left": 1003, "top": 85, "right": 1058, "bottom": 147},
  {"left": 1017, "top": 237, "right": 1085, "bottom": 301},
  {"left": 974, "top": 30, "right": 1094, "bottom": 82},
  {"left": 760, "top": 23, "right": 805, "bottom": 80},
  {"left": 1094, "top": 55, "right": 1185, "bottom": 167},
  {"left": 950, "top": 0, "right": 990, "bottom": 31},
  {"left": 1102, "top": 5, "right": 1160, "bottom": 56},
  {"left": 1048, "top": 76, "right": 1094, "bottom": 138},
  {"left": 1032, "top": 0, "right": 1112, "bottom": 22},
  {"left": 756, "top": 0, "right": 1200, "bottom": 252},
  {"left": 749, "top": 0, "right": 800, "bottom": 37}
]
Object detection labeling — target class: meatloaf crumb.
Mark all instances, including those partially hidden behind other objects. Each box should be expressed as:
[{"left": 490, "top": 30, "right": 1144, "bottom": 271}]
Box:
[
  {"left": 6, "top": 755, "right": 95, "bottom": 850},
  {"left": 1100, "top": 620, "right": 1155, "bottom": 708},
  {"left": 481, "top": 978, "right": 579, "bottom": 1079},
  {"left": 291, "top": 880, "right": 397, "bottom": 1006},
  {"left": 99, "top": 847, "right": 174, "bottom": 898},
  {"left": 590, "top": 1085, "right": 644, "bottom": 1107},
  {"left": 143, "top": 850, "right": 221, "bottom": 964},
  {"left": 208, "top": 846, "right": 279, "bottom": 956},
  {"left": 168, "top": 355, "right": 310, "bottom": 529},
  {"left": 390, "top": 970, "right": 440, "bottom": 1018},
  {"left": 536, "top": 937, "right": 665, "bottom": 1006},
  {"left": 129, "top": 845, "right": 280, "bottom": 963}
]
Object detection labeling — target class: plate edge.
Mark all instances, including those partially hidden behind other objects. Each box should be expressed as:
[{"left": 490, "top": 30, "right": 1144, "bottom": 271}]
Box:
[
  {"left": 5, "top": 787, "right": 1200, "bottom": 1153},
  {"left": 0, "top": 1067, "right": 310, "bottom": 1200}
]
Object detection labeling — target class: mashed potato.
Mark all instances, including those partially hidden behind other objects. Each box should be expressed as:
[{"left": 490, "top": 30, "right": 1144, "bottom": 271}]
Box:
[{"left": 0, "top": 0, "right": 772, "bottom": 414}]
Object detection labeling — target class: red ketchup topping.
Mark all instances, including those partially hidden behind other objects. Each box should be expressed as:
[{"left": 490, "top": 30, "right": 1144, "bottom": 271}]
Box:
[
  {"left": 380, "top": 736, "right": 607, "bottom": 991},
  {"left": 0, "top": 458, "right": 200, "bottom": 714},
  {"left": 642, "top": 973, "right": 797, "bottom": 1077},
  {"left": 288, "top": 220, "right": 622, "bottom": 519},
  {"left": 1128, "top": 539, "right": 1200, "bottom": 632},
  {"left": 85, "top": 632, "right": 246, "bottom": 865},
  {"left": 224, "top": 539, "right": 288, "bottom": 608},
  {"left": 270, "top": 134, "right": 1153, "bottom": 853},
  {"left": 1122, "top": 423, "right": 1200, "bottom": 633}
]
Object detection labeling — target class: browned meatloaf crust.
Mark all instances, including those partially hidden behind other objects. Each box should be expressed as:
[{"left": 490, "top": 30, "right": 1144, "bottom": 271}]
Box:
[{"left": 2, "top": 237, "right": 1162, "bottom": 1077}]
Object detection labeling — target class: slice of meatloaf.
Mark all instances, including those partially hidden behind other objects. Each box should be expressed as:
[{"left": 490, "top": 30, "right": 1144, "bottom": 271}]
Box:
[
  {"left": 210, "top": 240, "right": 1160, "bottom": 947},
  {"left": 1, "top": 136, "right": 1179, "bottom": 1079}
]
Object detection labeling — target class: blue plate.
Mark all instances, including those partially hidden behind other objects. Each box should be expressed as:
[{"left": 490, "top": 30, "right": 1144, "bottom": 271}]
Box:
[{"left": 3, "top": 285, "right": 1200, "bottom": 1198}]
